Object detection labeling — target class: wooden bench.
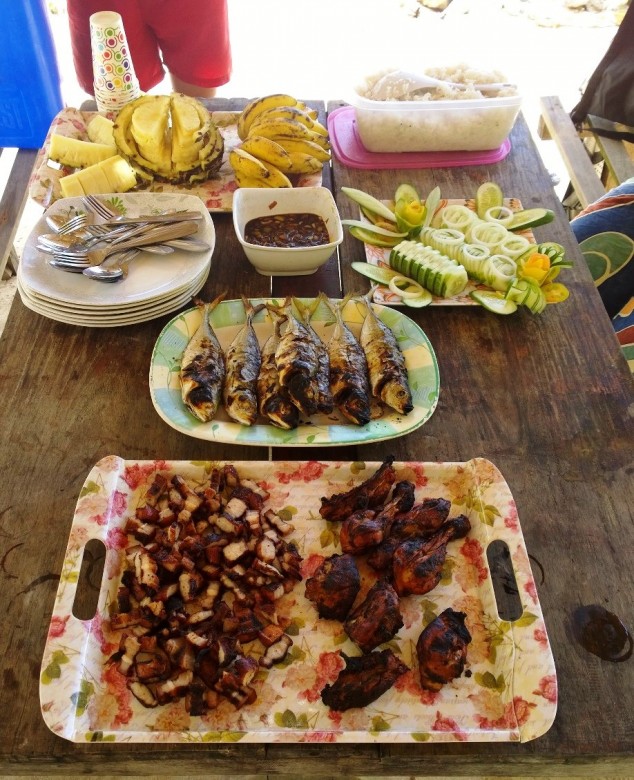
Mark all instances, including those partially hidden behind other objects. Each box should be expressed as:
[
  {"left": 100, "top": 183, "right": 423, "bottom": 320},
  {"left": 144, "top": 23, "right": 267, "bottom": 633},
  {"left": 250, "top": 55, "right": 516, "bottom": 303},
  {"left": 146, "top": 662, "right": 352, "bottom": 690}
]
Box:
[
  {"left": 538, "top": 95, "right": 634, "bottom": 210},
  {"left": 0, "top": 146, "right": 38, "bottom": 279},
  {"left": 538, "top": 96, "right": 606, "bottom": 209}
]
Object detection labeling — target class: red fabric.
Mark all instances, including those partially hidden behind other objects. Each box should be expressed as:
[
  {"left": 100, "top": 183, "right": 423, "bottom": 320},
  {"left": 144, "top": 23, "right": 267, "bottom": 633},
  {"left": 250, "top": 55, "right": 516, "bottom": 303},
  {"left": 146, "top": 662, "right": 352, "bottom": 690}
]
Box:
[{"left": 67, "top": 0, "right": 231, "bottom": 94}]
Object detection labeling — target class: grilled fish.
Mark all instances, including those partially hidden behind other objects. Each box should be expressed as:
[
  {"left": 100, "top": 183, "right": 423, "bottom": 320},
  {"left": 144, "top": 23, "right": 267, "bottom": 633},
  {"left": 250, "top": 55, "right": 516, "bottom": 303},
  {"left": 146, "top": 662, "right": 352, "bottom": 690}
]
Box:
[
  {"left": 180, "top": 293, "right": 226, "bottom": 422},
  {"left": 257, "top": 308, "right": 300, "bottom": 430},
  {"left": 272, "top": 298, "right": 320, "bottom": 417},
  {"left": 358, "top": 293, "right": 413, "bottom": 415},
  {"left": 223, "top": 296, "right": 265, "bottom": 426},
  {"left": 293, "top": 294, "right": 334, "bottom": 414},
  {"left": 324, "top": 296, "right": 372, "bottom": 426}
]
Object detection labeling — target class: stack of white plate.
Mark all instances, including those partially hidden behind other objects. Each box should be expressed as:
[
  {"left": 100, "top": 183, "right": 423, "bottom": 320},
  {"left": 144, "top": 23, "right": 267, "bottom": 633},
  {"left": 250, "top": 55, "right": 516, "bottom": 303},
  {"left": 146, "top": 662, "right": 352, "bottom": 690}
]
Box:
[{"left": 17, "top": 192, "right": 215, "bottom": 327}]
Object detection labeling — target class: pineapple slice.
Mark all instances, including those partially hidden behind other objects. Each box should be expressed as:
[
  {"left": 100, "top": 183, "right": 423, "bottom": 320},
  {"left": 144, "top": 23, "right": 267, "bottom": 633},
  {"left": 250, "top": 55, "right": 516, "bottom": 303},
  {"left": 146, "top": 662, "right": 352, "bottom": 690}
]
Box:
[
  {"left": 49, "top": 135, "right": 116, "bottom": 168},
  {"left": 130, "top": 95, "right": 171, "bottom": 171},
  {"left": 59, "top": 172, "right": 86, "bottom": 198},
  {"left": 74, "top": 164, "right": 112, "bottom": 195},
  {"left": 99, "top": 155, "right": 137, "bottom": 192},
  {"left": 59, "top": 154, "right": 137, "bottom": 197},
  {"left": 87, "top": 115, "right": 115, "bottom": 147},
  {"left": 171, "top": 93, "right": 203, "bottom": 165}
]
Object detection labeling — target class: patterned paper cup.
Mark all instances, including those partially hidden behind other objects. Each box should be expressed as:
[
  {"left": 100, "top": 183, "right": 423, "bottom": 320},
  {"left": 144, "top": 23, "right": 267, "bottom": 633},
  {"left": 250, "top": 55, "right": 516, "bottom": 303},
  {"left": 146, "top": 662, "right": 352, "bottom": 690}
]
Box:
[{"left": 90, "top": 11, "right": 140, "bottom": 112}]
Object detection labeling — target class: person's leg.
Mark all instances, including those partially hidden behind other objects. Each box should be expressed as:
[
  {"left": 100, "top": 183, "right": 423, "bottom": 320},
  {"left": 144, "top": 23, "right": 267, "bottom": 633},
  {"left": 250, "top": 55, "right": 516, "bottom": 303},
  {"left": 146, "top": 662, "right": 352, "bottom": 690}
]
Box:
[
  {"left": 144, "top": 0, "right": 232, "bottom": 96},
  {"left": 169, "top": 76, "right": 217, "bottom": 99},
  {"left": 66, "top": 0, "right": 165, "bottom": 95}
]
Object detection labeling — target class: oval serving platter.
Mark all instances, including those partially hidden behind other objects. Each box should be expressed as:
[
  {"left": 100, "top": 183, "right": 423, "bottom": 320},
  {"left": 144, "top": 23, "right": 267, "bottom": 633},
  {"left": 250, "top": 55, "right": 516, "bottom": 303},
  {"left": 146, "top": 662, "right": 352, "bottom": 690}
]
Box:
[{"left": 149, "top": 296, "right": 440, "bottom": 447}]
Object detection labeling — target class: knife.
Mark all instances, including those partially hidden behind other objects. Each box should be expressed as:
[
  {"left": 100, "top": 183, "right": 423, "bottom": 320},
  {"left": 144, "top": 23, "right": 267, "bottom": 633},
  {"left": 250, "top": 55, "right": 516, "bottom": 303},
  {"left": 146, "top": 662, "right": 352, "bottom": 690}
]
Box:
[{"left": 102, "top": 211, "right": 203, "bottom": 225}]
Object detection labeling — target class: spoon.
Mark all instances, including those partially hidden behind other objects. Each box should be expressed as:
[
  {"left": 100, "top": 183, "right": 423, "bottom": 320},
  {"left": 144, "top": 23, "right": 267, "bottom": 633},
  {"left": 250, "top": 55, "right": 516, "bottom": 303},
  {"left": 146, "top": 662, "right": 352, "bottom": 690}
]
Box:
[
  {"left": 82, "top": 249, "right": 142, "bottom": 281},
  {"left": 368, "top": 70, "right": 515, "bottom": 101}
]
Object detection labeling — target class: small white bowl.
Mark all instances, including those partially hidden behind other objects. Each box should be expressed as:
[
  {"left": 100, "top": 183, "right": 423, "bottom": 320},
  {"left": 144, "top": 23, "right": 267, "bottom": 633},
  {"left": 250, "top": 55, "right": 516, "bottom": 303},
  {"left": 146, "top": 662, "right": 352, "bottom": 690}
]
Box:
[{"left": 232, "top": 186, "right": 343, "bottom": 276}]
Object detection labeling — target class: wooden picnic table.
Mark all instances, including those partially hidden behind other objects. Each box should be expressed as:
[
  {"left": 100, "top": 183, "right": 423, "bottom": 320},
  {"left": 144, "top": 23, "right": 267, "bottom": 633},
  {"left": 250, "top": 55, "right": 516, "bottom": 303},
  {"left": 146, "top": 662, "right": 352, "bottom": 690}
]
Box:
[{"left": 0, "top": 97, "right": 632, "bottom": 776}]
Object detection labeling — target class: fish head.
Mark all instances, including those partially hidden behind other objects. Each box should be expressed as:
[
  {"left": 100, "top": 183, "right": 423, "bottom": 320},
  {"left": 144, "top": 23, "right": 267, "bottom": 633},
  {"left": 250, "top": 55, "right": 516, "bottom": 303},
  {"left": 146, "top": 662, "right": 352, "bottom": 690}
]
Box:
[{"left": 382, "top": 382, "right": 414, "bottom": 415}]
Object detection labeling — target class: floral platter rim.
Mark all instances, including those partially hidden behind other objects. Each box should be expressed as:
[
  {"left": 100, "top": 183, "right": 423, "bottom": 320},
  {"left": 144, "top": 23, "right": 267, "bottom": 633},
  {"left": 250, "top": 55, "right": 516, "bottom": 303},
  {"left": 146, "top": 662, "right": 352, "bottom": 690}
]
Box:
[
  {"left": 148, "top": 297, "right": 441, "bottom": 447},
  {"left": 362, "top": 197, "right": 535, "bottom": 306},
  {"left": 40, "top": 456, "right": 557, "bottom": 744},
  {"left": 29, "top": 107, "right": 322, "bottom": 213}
]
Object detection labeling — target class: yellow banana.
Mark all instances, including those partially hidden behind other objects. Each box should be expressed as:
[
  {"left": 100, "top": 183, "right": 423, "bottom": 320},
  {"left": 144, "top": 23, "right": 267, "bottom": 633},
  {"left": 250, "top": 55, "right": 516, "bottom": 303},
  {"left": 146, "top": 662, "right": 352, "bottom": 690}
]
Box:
[
  {"left": 233, "top": 169, "right": 274, "bottom": 188},
  {"left": 286, "top": 152, "right": 323, "bottom": 175},
  {"left": 297, "top": 104, "right": 319, "bottom": 120},
  {"left": 237, "top": 93, "right": 299, "bottom": 140},
  {"left": 270, "top": 136, "right": 331, "bottom": 163},
  {"left": 246, "top": 117, "right": 315, "bottom": 142},
  {"left": 305, "top": 128, "right": 330, "bottom": 150},
  {"left": 239, "top": 135, "right": 294, "bottom": 172},
  {"left": 254, "top": 105, "right": 318, "bottom": 131},
  {"left": 229, "top": 147, "right": 272, "bottom": 182},
  {"left": 258, "top": 159, "right": 292, "bottom": 188}
]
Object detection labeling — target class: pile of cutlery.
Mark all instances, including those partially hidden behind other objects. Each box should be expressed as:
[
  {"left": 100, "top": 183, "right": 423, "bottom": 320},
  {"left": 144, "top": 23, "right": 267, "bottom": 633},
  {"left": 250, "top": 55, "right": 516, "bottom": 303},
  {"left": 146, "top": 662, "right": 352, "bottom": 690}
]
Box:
[{"left": 39, "top": 196, "right": 211, "bottom": 281}]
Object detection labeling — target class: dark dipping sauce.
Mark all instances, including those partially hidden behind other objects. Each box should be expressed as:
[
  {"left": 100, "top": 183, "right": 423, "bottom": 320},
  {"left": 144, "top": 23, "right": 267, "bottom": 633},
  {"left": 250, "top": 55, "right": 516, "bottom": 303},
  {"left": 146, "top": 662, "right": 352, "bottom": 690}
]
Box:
[{"left": 245, "top": 212, "right": 330, "bottom": 248}]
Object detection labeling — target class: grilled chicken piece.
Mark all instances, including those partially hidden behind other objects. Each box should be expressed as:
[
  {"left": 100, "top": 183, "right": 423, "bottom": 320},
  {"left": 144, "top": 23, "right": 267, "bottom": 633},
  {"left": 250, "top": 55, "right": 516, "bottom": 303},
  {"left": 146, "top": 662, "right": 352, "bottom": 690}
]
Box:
[
  {"left": 416, "top": 608, "right": 471, "bottom": 692},
  {"left": 368, "top": 505, "right": 465, "bottom": 572},
  {"left": 321, "top": 649, "right": 408, "bottom": 711},
  {"left": 304, "top": 553, "right": 360, "bottom": 621},
  {"left": 391, "top": 514, "right": 471, "bottom": 596},
  {"left": 344, "top": 580, "right": 403, "bottom": 653},
  {"left": 319, "top": 456, "right": 396, "bottom": 522},
  {"left": 339, "top": 481, "right": 415, "bottom": 555},
  {"left": 393, "top": 540, "right": 447, "bottom": 596},
  {"left": 339, "top": 509, "right": 382, "bottom": 555}
]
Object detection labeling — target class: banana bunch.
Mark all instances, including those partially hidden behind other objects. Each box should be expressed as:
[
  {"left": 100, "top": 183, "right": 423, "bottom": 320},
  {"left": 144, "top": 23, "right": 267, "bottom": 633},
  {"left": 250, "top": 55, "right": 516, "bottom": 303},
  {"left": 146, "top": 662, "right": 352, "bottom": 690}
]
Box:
[{"left": 229, "top": 93, "right": 331, "bottom": 188}]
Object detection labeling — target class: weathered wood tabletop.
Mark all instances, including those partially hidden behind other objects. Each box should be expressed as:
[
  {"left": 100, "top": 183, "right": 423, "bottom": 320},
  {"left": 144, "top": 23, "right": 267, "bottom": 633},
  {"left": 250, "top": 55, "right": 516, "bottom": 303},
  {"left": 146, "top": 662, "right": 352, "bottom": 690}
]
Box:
[{"left": 0, "top": 98, "right": 632, "bottom": 775}]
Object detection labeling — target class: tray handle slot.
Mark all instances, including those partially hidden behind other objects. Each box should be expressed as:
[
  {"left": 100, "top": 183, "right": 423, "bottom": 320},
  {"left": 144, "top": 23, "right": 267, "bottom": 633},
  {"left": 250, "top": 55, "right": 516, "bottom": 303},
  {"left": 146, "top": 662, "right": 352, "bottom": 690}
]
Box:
[
  {"left": 486, "top": 539, "right": 522, "bottom": 621},
  {"left": 71, "top": 538, "right": 106, "bottom": 621}
]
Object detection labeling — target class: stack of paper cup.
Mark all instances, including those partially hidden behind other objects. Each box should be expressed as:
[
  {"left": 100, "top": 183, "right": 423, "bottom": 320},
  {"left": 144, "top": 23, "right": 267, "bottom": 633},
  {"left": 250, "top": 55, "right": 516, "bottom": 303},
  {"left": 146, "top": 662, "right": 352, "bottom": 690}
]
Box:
[{"left": 90, "top": 11, "right": 141, "bottom": 113}]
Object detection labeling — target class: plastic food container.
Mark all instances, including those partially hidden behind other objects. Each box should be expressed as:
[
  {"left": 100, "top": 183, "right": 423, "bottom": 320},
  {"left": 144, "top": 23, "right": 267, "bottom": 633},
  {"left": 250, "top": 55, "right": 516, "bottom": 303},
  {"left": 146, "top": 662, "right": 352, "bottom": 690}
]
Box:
[{"left": 348, "top": 90, "right": 522, "bottom": 153}]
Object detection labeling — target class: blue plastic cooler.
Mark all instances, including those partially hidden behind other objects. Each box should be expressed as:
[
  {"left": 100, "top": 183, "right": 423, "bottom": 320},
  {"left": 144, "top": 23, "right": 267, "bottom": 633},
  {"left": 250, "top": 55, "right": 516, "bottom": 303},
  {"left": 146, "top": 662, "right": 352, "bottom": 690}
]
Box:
[{"left": 0, "top": 0, "right": 64, "bottom": 148}]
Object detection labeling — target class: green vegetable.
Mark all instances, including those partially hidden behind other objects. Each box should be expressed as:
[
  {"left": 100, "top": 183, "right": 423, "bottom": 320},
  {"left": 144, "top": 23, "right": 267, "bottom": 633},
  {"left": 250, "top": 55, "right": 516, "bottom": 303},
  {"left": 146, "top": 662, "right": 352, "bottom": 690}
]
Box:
[
  {"left": 470, "top": 290, "right": 518, "bottom": 314},
  {"left": 341, "top": 186, "right": 396, "bottom": 223},
  {"left": 508, "top": 208, "right": 555, "bottom": 231},
  {"left": 390, "top": 240, "right": 468, "bottom": 298},
  {"left": 348, "top": 225, "right": 403, "bottom": 248},
  {"left": 475, "top": 181, "right": 504, "bottom": 220},
  {"left": 350, "top": 261, "right": 400, "bottom": 285}
]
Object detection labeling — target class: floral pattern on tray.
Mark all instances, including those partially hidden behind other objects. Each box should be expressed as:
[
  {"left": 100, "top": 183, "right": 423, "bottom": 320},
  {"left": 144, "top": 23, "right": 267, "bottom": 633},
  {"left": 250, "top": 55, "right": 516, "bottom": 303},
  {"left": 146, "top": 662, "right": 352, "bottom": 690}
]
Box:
[
  {"left": 40, "top": 457, "right": 557, "bottom": 744},
  {"left": 365, "top": 197, "right": 534, "bottom": 306},
  {"left": 29, "top": 108, "right": 322, "bottom": 212}
]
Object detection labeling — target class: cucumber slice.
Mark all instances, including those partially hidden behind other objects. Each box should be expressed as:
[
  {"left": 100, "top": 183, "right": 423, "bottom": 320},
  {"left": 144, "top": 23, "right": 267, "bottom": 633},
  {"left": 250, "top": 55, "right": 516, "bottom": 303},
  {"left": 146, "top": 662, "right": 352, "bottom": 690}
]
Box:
[
  {"left": 341, "top": 187, "right": 397, "bottom": 222},
  {"left": 342, "top": 219, "right": 407, "bottom": 238},
  {"left": 350, "top": 261, "right": 399, "bottom": 285},
  {"left": 508, "top": 208, "right": 555, "bottom": 231},
  {"left": 394, "top": 183, "right": 421, "bottom": 204},
  {"left": 470, "top": 290, "right": 518, "bottom": 314},
  {"left": 402, "top": 289, "right": 433, "bottom": 307},
  {"left": 475, "top": 182, "right": 504, "bottom": 220},
  {"left": 348, "top": 225, "right": 402, "bottom": 248},
  {"left": 423, "top": 186, "right": 441, "bottom": 228}
]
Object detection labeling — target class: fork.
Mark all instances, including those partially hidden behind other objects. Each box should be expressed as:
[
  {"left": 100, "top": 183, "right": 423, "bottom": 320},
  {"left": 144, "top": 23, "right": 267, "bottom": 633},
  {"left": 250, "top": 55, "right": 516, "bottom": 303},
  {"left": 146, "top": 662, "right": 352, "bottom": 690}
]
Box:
[{"left": 83, "top": 194, "right": 117, "bottom": 220}]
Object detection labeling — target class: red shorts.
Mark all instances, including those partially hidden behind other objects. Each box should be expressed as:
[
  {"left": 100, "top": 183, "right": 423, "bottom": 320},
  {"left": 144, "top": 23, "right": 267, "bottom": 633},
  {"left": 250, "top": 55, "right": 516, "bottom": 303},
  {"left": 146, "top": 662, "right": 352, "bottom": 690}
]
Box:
[{"left": 67, "top": 0, "right": 232, "bottom": 94}]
